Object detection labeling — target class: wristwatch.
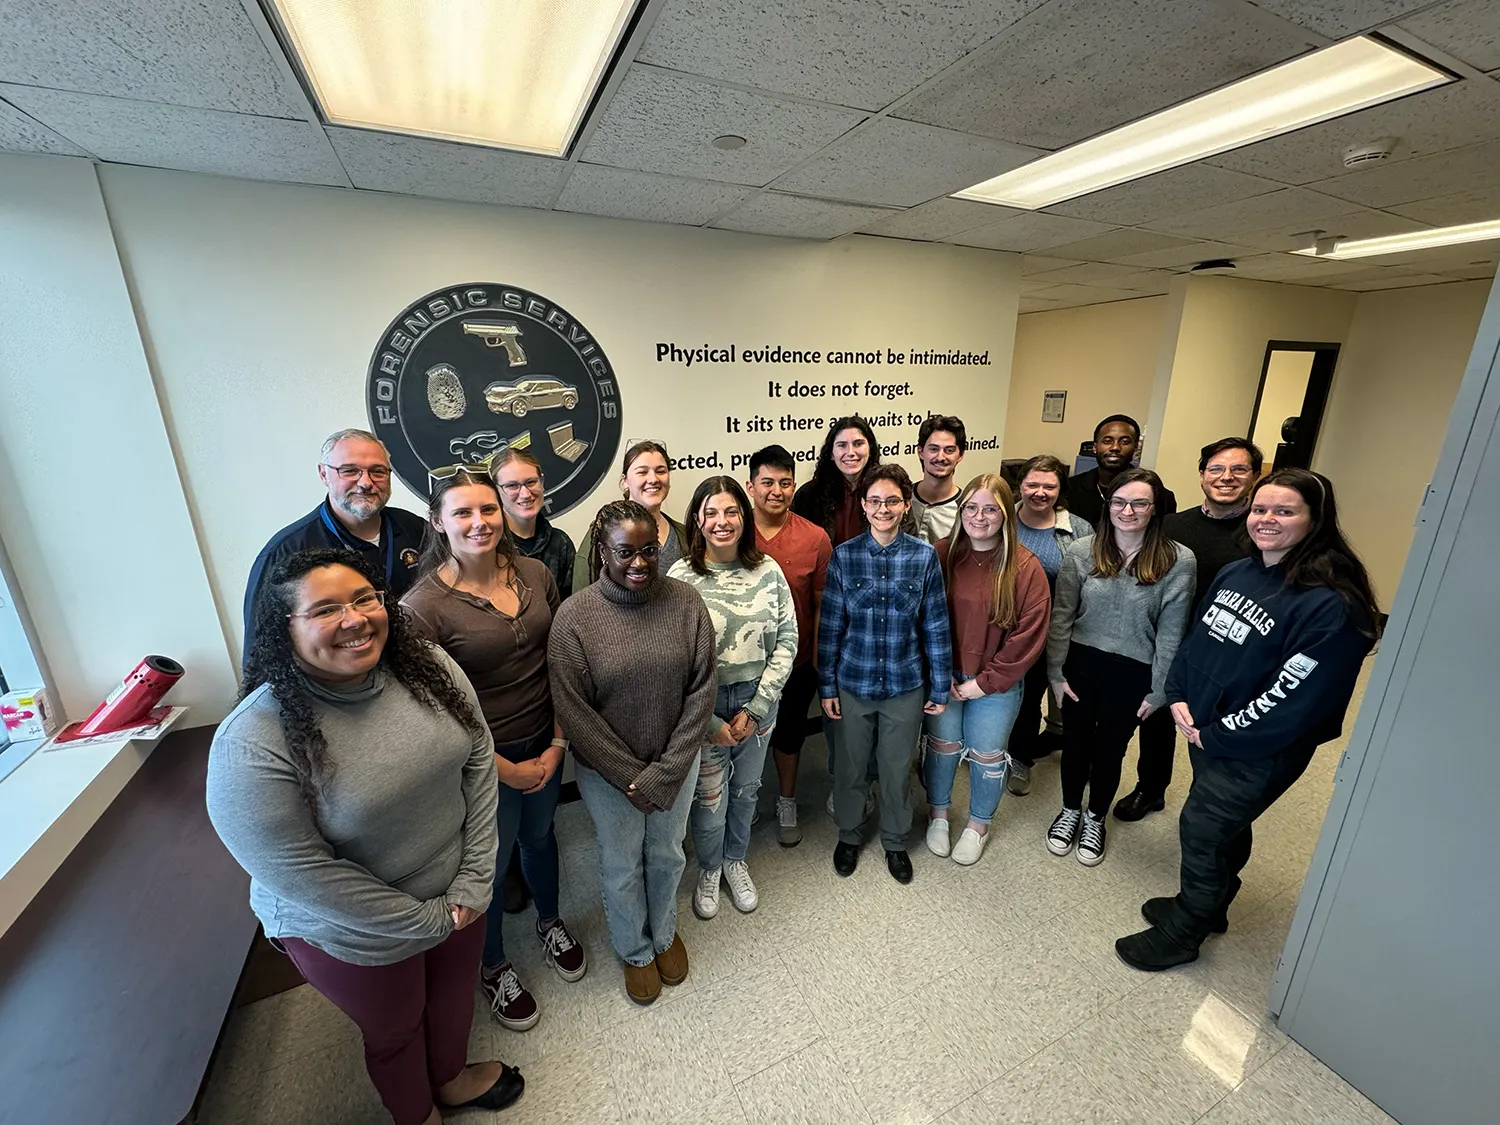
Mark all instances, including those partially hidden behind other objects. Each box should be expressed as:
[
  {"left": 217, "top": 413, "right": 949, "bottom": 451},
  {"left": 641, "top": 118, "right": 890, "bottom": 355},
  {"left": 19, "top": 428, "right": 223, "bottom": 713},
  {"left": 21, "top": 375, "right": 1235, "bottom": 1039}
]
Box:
[{"left": 550, "top": 737, "right": 570, "bottom": 752}]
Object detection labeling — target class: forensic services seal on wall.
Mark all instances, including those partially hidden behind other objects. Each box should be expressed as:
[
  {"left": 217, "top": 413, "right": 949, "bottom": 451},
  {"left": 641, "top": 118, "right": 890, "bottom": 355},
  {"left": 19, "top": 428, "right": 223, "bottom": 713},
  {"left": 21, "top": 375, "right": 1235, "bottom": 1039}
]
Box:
[{"left": 366, "top": 283, "right": 623, "bottom": 516}]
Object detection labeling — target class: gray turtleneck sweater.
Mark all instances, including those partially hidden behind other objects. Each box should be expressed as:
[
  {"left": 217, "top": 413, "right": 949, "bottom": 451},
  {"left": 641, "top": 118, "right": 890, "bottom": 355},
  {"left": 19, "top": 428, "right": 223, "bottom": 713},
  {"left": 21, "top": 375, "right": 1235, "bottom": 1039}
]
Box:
[
  {"left": 206, "top": 646, "right": 498, "bottom": 966},
  {"left": 548, "top": 574, "right": 717, "bottom": 810}
]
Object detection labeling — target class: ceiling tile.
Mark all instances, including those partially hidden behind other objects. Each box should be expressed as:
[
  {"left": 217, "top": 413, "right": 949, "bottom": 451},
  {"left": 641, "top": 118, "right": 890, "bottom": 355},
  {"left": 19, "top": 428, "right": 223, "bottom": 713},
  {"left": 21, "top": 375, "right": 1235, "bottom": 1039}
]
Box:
[
  {"left": 1400, "top": 1, "right": 1500, "bottom": 71},
  {"left": 1111, "top": 269, "right": 1177, "bottom": 291},
  {"left": 1224, "top": 253, "right": 1385, "bottom": 281},
  {"left": 1306, "top": 140, "right": 1500, "bottom": 207},
  {"left": 581, "top": 67, "right": 865, "bottom": 187},
  {"left": 1026, "top": 283, "right": 1148, "bottom": 305},
  {"left": 0, "top": 85, "right": 346, "bottom": 185},
  {"left": 1110, "top": 240, "right": 1263, "bottom": 268},
  {"left": 0, "top": 96, "right": 90, "bottom": 156},
  {"left": 1232, "top": 207, "right": 1430, "bottom": 251},
  {"left": 554, "top": 164, "right": 753, "bottom": 225},
  {"left": 0, "top": 0, "right": 308, "bottom": 117},
  {"left": 893, "top": 0, "right": 1317, "bottom": 148},
  {"left": 1351, "top": 243, "right": 1500, "bottom": 269},
  {"left": 1243, "top": 1, "right": 1435, "bottom": 38},
  {"left": 1387, "top": 185, "right": 1500, "bottom": 225},
  {"left": 1436, "top": 262, "right": 1498, "bottom": 279},
  {"left": 1041, "top": 228, "right": 1202, "bottom": 261},
  {"left": 858, "top": 196, "right": 1023, "bottom": 240},
  {"left": 1018, "top": 297, "right": 1066, "bottom": 312},
  {"left": 636, "top": 0, "right": 1050, "bottom": 111},
  {"left": 1141, "top": 187, "right": 1364, "bottom": 240},
  {"left": 1328, "top": 273, "right": 1457, "bottom": 290},
  {"left": 1027, "top": 261, "right": 1155, "bottom": 285},
  {"left": 1206, "top": 79, "right": 1500, "bottom": 186},
  {"left": 770, "top": 119, "right": 1040, "bottom": 207},
  {"left": 710, "top": 192, "right": 894, "bottom": 239},
  {"left": 941, "top": 212, "right": 1117, "bottom": 252},
  {"left": 327, "top": 129, "right": 565, "bottom": 207},
  {"left": 1045, "top": 164, "right": 1283, "bottom": 226},
  {"left": 1019, "top": 254, "right": 1085, "bottom": 274}
]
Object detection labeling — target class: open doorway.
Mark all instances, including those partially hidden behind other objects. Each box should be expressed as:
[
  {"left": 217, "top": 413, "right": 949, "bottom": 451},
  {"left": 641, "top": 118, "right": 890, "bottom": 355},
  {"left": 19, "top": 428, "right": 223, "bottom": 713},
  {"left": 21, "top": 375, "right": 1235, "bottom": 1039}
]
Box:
[{"left": 1249, "top": 341, "right": 1340, "bottom": 470}]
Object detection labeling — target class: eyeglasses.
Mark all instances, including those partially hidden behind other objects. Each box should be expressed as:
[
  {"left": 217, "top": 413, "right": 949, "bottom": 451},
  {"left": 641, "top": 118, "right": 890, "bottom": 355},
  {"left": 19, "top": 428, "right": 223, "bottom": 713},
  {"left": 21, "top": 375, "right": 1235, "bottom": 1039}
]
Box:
[
  {"left": 1109, "top": 498, "right": 1155, "bottom": 513},
  {"left": 498, "top": 476, "right": 543, "bottom": 495},
  {"left": 962, "top": 504, "right": 1002, "bottom": 519},
  {"left": 863, "top": 497, "right": 906, "bottom": 510},
  {"left": 289, "top": 590, "right": 387, "bottom": 625},
  {"left": 1204, "top": 465, "right": 1254, "bottom": 478},
  {"left": 609, "top": 544, "right": 660, "bottom": 562},
  {"left": 323, "top": 463, "right": 391, "bottom": 482}
]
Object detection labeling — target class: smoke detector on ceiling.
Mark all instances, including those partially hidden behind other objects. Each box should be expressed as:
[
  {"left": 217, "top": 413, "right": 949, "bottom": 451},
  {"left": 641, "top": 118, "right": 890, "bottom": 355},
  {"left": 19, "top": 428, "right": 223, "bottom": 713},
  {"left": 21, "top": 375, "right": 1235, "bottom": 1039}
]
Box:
[
  {"left": 1343, "top": 138, "right": 1398, "bottom": 168},
  {"left": 1190, "top": 259, "right": 1237, "bottom": 274}
]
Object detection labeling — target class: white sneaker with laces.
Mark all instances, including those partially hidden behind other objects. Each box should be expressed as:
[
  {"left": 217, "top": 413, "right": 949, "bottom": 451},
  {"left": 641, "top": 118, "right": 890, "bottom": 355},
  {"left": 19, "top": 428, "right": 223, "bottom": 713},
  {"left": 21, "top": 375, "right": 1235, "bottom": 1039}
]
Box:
[
  {"left": 723, "top": 860, "right": 758, "bottom": 913},
  {"left": 693, "top": 866, "right": 721, "bottom": 919},
  {"left": 1077, "top": 812, "right": 1107, "bottom": 866},
  {"left": 925, "top": 817, "right": 951, "bottom": 857},
  {"left": 951, "top": 827, "right": 987, "bottom": 866}
]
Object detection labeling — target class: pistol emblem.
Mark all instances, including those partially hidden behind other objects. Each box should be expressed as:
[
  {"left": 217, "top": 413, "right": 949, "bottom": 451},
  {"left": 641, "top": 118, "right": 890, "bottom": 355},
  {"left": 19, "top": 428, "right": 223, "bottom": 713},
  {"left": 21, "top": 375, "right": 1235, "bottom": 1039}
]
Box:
[{"left": 463, "top": 321, "right": 527, "bottom": 366}]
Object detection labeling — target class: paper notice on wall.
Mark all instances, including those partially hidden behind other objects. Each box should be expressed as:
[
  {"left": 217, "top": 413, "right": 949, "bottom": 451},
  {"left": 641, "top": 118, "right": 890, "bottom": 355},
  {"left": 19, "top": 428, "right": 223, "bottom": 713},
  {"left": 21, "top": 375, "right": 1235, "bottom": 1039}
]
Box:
[{"left": 1042, "top": 390, "right": 1067, "bottom": 423}]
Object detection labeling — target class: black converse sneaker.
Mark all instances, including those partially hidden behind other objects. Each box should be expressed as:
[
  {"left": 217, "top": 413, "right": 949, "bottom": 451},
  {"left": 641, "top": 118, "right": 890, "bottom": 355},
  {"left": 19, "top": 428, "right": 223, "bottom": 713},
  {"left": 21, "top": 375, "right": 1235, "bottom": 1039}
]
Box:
[
  {"left": 1077, "top": 812, "right": 1107, "bottom": 866},
  {"left": 1047, "top": 808, "right": 1082, "bottom": 856}
]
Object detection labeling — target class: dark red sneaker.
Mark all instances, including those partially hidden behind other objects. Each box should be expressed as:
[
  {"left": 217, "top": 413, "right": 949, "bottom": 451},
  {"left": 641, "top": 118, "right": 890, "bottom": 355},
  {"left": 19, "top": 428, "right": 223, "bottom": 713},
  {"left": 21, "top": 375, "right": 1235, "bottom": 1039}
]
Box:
[
  {"left": 481, "top": 962, "right": 539, "bottom": 1031},
  {"left": 537, "top": 919, "right": 588, "bottom": 982}
]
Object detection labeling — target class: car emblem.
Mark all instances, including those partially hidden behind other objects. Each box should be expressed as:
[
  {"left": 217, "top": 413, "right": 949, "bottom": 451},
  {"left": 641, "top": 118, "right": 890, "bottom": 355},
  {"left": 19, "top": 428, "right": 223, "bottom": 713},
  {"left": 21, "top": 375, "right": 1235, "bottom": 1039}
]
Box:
[{"left": 366, "top": 283, "right": 622, "bottom": 515}]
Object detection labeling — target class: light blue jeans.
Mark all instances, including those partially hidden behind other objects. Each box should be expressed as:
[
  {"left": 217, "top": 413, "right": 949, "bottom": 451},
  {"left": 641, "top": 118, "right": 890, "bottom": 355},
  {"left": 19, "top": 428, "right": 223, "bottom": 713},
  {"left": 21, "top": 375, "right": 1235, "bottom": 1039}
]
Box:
[
  {"left": 691, "top": 681, "right": 777, "bottom": 871},
  {"left": 922, "top": 678, "right": 1024, "bottom": 825},
  {"left": 575, "top": 758, "right": 699, "bottom": 967}
]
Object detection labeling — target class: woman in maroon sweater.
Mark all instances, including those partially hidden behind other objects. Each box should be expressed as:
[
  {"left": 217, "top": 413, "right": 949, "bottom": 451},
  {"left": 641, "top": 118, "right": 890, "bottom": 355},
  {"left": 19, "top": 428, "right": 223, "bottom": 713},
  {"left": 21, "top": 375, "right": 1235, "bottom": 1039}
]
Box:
[{"left": 923, "top": 474, "right": 1051, "bottom": 866}]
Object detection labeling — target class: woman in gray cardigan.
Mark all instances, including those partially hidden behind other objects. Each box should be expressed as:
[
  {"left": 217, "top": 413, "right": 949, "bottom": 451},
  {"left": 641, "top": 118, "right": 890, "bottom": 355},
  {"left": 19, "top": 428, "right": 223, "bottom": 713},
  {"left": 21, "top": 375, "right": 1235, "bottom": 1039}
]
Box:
[
  {"left": 208, "top": 548, "right": 520, "bottom": 1125},
  {"left": 1044, "top": 469, "right": 1195, "bottom": 868}
]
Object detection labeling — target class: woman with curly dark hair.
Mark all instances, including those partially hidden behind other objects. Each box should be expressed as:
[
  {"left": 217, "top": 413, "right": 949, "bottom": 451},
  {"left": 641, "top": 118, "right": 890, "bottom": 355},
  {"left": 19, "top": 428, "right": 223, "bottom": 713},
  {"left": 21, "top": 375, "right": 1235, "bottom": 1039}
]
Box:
[
  {"left": 792, "top": 415, "right": 880, "bottom": 547},
  {"left": 208, "top": 548, "right": 523, "bottom": 1124}
]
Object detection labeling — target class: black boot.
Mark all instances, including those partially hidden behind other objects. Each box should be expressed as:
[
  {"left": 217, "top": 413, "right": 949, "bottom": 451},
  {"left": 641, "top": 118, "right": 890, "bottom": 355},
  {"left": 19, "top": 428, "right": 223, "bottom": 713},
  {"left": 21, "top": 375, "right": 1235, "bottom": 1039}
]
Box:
[
  {"left": 1141, "top": 896, "right": 1228, "bottom": 935},
  {"left": 1115, "top": 926, "right": 1199, "bottom": 972},
  {"left": 1112, "top": 788, "right": 1166, "bottom": 822}
]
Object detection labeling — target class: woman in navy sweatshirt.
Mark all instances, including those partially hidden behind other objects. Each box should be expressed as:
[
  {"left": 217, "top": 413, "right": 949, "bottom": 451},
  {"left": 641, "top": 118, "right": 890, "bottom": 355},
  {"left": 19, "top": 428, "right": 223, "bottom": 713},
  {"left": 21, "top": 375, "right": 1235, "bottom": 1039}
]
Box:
[{"left": 1115, "top": 469, "right": 1381, "bottom": 971}]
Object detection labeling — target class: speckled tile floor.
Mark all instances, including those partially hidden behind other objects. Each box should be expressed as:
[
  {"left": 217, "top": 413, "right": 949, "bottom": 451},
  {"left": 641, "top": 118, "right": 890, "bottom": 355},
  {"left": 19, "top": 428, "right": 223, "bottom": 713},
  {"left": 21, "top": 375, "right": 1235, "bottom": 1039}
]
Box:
[{"left": 199, "top": 677, "right": 1394, "bottom": 1124}]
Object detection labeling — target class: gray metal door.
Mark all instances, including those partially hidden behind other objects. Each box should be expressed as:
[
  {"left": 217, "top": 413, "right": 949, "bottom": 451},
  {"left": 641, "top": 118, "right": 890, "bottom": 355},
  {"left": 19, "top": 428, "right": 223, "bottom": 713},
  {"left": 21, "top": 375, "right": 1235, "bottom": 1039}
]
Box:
[{"left": 1271, "top": 278, "right": 1500, "bottom": 1125}]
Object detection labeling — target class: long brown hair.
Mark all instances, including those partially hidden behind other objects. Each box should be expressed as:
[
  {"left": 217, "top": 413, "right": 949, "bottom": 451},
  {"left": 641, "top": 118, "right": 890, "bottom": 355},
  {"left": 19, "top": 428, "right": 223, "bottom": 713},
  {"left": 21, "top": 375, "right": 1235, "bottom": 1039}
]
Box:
[
  {"left": 1090, "top": 467, "right": 1179, "bottom": 585},
  {"left": 944, "top": 474, "right": 1022, "bottom": 629},
  {"left": 1253, "top": 469, "right": 1381, "bottom": 638},
  {"left": 684, "top": 476, "right": 764, "bottom": 576},
  {"left": 419, "top": 468, "right": 519, "bottom": 578}
]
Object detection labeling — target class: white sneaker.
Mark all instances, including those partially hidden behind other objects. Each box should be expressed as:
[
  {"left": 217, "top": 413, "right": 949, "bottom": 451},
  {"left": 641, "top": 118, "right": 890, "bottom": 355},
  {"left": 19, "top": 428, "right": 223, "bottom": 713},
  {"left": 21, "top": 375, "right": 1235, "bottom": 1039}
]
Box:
[
  {"left": 1047, "top": 807, "right": 1082, "bottom": 856},
  {"left": 723, "top": 860, "right": 758, "bottom": 913},
  {"left": 776, "top": 796, "right": 802, "bottom": 847},
  {"left": 951, "top": 827, "right": 987, "bottom": 866},
  {"left": 925, "top": 818, "right": 951, "bottom": 857},
  {"left": 826, "top": 791, "right": 837, "bottom": 819},
  {"left": 1077, "top": 812, "right": 1107, "bottom": 867},
  {"left": 693, "top": 866, "right": 721, "bottom": 919}
]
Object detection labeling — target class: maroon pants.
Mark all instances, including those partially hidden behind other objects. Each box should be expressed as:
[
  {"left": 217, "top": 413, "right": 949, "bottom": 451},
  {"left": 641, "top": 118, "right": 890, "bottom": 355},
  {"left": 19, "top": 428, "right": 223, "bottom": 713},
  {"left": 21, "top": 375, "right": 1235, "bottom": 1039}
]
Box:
[{"left": 282, "top": 920, "right": 485, "bottom": 1125}]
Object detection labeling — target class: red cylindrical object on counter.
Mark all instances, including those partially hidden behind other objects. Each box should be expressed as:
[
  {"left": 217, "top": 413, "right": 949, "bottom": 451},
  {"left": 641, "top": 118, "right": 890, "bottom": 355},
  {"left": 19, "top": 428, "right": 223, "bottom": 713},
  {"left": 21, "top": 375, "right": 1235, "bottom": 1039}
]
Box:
[{"left": 71, "top": 655, "right": 184, "bottom": 737}]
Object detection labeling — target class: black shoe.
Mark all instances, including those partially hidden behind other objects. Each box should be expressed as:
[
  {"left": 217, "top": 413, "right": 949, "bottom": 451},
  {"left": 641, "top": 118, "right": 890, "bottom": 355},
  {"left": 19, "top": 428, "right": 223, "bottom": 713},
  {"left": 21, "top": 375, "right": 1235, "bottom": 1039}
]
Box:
[
  {"left": 501, "top": 849, "right": 530, "bottom": 914},
  {"left": 833, "top": 842, "right": 860, "bottom": 877},
  {"left": 451, "top": 1063, "right": 525, "bottom": 1111},
  {"left": 1112, "top": 789, "right": 1166, "bottom": 822},
  {"left": 1035, "top": 730, "right": 1063, "bottom": 758},
  {"left": 1142, "top": 896, "right": 1228, "bottom": 935},
  {"left": 885, "top": 849, "right": 913, "bottom": 884},
  {"left": 1115, "top": 926, "right": 1199, "bottom": 972}
]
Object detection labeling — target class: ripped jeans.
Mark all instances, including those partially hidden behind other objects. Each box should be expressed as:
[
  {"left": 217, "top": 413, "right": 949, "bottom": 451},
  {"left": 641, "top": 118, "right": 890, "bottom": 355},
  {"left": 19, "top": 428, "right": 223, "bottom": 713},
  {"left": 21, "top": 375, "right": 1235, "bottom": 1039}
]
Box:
[
  {"left": 690, "top": 681, "right": 778, "bottom": 871},
  {"left": 921, "top": 678, "right": 1024, "bottom": 825}
]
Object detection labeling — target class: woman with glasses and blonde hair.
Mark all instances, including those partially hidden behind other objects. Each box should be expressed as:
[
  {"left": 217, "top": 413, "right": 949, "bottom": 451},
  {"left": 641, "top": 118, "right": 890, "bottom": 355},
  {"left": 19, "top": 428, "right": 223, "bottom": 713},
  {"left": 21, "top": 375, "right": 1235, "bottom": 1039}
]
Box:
[
  {"left": 209, "top": 548, "right": 524, "bottom": 1123},
  {"left": 1045, "top": 468, "right": 1195, "bottom": 866},
  {"left": 572, "top": 440, "right": 688, "bottom": 591},
  {"left": 491, "top": 447, "right": 577, "bottom": 598},
  {"left": 549, "top": 500, "right": 717, "bottom": 1005},
  {"left": 923, "top": 474, "right": 1052, "bottom": 865},
  {"left": 401, "top": 468, "right": 585, "bottom": 1036}
]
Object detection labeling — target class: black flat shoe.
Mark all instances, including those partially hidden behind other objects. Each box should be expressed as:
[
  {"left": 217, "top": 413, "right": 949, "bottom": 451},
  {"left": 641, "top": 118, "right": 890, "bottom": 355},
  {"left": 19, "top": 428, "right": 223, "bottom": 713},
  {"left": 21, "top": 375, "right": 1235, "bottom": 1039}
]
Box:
[
  {"left": 1141, "top": 896, "right": 1228, "bottom": 935},
  {"left": 1115, "top": 926, "right": 1199, "bottom": 972},
  {"left": 451, "top": 1064, "right": 525, "bottom": 1111},
  {"left": 885, "top": 849, "right": 913, "bottom": 884},
  {"left": 833, "top": 842, "right": 859, "bottom": 877},
  {"left": 1112, "top": 789, "right": 1166, "bottom": 822}
]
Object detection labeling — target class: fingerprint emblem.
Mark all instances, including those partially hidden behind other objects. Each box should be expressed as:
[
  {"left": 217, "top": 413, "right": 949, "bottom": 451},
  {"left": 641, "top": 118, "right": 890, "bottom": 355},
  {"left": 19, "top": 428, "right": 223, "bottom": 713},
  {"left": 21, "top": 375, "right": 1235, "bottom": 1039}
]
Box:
[{"left": 425, "top": 363, "right": 466, "bottom": 420}]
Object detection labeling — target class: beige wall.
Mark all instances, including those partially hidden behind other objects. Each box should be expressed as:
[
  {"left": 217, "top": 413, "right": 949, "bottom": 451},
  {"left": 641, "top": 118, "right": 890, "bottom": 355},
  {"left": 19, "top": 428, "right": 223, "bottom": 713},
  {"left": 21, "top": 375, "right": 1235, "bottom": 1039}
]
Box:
[
  {"left": 1005, "top": 296, "right": 1168, "bottom": 463},
  {"left": 1313, "top": 280, "right": 1492, "bottom": 606},
  {"left": 1154, "top": 276, "right": 1358, "bottom": 501}
]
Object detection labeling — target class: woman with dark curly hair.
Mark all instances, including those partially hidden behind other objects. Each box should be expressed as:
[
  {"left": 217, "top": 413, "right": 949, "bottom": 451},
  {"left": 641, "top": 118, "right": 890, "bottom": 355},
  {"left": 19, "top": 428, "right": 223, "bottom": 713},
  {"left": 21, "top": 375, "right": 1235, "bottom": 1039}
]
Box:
[
  {"left": 208, "top": 548, "right": 522, "bottom": 1124},
  {"left": 792, "top": 415, "right": 880, "bottom": 547}
]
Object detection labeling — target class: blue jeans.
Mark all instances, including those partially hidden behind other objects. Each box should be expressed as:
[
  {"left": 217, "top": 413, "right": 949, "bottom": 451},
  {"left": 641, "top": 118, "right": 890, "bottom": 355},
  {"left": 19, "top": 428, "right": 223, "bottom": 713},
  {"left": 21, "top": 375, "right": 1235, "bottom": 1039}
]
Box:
[
  {"left": 690, "top": 681, "right": 777, "bottom": 871},
  {"left": 922, "top": 679, "right": 1024, "bottom": 825},
  {"left": 483, "top": 727, "right": 562, "bottom": 970},
  {"left": 575, "top": 758, "right": 699, "bottom": 967}
]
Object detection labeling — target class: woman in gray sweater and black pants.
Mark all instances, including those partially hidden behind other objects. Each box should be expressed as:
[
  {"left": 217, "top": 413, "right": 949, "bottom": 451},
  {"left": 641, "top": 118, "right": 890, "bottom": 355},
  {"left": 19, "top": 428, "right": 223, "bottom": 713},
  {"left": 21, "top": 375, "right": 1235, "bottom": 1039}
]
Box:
[
  {"left": 208, "top": 549, "right": 521, "bottom": 1124},
  {"left": 1046, "top": 469, "right": 1195, "bottom": 867}
]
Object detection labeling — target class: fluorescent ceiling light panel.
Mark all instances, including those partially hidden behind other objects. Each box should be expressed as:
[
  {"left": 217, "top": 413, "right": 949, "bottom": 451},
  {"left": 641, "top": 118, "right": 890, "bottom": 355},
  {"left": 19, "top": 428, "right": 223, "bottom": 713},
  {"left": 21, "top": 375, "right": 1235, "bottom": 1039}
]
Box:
[
  {"left": 1293, "top": 218, "right": 1500, "bottom": 259},
  {"left": 954, "top": 37, "right": 1450, "bottom": 210},
  {"left": 270, "top": 0, "right": 638, "bottom": 156}
]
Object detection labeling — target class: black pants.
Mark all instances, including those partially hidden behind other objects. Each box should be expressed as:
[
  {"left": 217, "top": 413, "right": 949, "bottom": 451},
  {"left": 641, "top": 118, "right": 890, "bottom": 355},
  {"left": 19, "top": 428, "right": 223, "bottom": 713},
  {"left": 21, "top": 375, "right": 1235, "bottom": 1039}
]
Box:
[
  {"left": 769, "top": 661, "right": 820, "bottom": 756},
  {"left": 1007, "top": 660, "right": 1054, "bottom": 767},
  {"left": 1159, "top": 739, "right": 1319, "bottom": 947},
  {"left": 1059, "top": 644, "right": 1152, "bottom": 818},
  {"left": 1132, "top": 707, "right": 1179, "bottom": 798}
]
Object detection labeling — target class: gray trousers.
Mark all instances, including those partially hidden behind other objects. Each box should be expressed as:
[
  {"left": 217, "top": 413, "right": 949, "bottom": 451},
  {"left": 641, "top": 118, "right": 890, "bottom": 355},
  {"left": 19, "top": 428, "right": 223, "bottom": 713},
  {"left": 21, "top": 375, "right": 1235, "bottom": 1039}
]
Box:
[{"left": 831, "top": 688, "right": 926, "bottom": 850}]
